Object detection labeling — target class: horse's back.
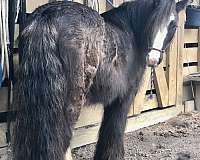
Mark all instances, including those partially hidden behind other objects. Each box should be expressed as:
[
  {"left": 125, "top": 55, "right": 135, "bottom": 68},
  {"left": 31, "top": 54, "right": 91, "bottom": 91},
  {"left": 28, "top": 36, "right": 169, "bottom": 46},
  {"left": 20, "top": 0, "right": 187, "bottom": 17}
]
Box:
[{"left": 29, "top": 1, "right": 104, "bottom": 29}]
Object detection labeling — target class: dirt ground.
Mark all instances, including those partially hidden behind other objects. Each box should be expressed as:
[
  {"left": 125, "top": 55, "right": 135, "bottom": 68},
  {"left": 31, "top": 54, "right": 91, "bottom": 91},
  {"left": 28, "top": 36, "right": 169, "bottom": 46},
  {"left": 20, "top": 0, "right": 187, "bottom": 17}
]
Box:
[
  {"left": 72, "top": 111, "right": 200, "bottom": 160},
  {"left": 0, "top": 112, "right": 199, "bottom": 160}
]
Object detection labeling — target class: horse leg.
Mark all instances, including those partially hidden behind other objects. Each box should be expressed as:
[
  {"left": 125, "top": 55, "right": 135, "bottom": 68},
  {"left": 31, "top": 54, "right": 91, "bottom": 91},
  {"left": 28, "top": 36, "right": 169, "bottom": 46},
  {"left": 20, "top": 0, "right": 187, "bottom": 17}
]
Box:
[
  {"left": 94, "top": 92, "right": 133, "bottom": 160},
  {"left": 65, "top": 147, "right": 73, "bottom": 160},
  {"left": 63, "top": 102, "right": 82, "bottom": 160}
]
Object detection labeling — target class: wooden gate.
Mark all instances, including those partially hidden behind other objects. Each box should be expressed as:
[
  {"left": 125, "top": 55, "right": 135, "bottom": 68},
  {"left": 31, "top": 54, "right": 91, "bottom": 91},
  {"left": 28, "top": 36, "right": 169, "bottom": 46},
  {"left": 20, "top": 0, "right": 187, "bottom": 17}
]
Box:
[{"left": 133, "top": 21, "right": 184, "bottom": 114}]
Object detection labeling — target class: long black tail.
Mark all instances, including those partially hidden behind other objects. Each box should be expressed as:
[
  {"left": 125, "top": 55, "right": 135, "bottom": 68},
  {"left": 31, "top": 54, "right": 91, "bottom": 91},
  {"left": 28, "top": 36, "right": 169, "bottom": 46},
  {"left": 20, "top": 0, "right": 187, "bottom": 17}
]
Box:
[{"left": 13, "top": 15, "right": 72, "bottom": 160}]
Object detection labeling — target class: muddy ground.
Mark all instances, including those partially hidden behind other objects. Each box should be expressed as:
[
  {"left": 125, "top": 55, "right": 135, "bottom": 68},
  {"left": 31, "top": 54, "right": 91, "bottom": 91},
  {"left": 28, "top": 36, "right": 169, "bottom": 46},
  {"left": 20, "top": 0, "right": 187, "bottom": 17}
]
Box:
[{"left": 72, "top": 112, "right": 200, "bottom": 160}]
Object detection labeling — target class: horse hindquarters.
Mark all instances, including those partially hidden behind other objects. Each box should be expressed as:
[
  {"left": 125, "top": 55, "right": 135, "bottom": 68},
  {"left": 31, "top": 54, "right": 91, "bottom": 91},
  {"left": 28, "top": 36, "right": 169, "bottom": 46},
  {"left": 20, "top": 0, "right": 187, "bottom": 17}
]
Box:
[{"left": 13, "top": 17, "right": 73, "bottom": 160}]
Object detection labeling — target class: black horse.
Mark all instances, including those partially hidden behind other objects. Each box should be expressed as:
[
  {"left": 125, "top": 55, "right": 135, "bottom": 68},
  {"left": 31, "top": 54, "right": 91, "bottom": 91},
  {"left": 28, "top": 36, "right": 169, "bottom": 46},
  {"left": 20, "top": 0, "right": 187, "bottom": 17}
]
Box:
[{"left": 13, "top": 0, "right": 189, "bottom": 160}]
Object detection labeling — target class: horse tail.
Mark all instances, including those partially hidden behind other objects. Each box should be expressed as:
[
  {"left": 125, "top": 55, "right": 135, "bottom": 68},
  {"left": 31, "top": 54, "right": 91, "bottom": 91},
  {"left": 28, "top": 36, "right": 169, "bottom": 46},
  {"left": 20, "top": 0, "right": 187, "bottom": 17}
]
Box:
[{"left": 13, "top": 15, "right": 71, "bottom": 160}]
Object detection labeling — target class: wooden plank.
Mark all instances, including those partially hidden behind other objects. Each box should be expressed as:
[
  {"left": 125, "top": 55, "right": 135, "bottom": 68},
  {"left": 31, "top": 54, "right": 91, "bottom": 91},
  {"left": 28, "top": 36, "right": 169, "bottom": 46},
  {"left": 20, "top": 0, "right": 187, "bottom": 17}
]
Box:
[
  {"left": 71, "top": 105, "right": 184, "bottom": 149},
  {"left": 176, "top": 11, "right": 186, "bottom": 107},
  {"left": 126, "top": 105, "right": 184, "bottom": 133},
  {"left": 183, "top": 85, "right": 194, "bottom": 102},
  {"left": 194, "top": 84, "right": 200, "bottom": 111},
  {"left": 184, "top": 100, "right": 195, "bottom": 112},
  {"left": 142, "top": 95, "right": 158, "bottom": 111},
  {"left": 99, "top": 0, "right": 106, "bottom": 13},
  {"left": 75, "top": 95, "right": 159, "bottom": 129},
  {"left": 13, "top": 54, "right": 19, "bottom": 68},
  {"left": 75, "top": 105, "right": 103, "bottom": 129},
  {"left": 14, "top": 24, "right": 19, "bottom": 48},
  {"left": 113, "top": 0, "right": 123, "bottom": 7},
  {"left": 27, "top": 0, "right": 49, "bottom": 13},
  {"left": 167, "top": 32, "right": 178, "bottom": 106},
  {"left": 72, "top": 124, "right": 99, "bottom": 149},
  {"left": 0, "top": 88, "right": 8, "bottom": 113},
  {"left": 183, "top": 66, "right": 198, "bottom": 77},
  {"left": 73, "top": 0, "right": 84, "bottom": 4},
  {"left": 184, "top": 29, "right": 198, "bottom": 43},
  {"left": 154, "top": 63, "right": 169, "bottom": 107},
  {"left": 75, "top": 94, "right": 159, "bottom": 129},
  {"left": 133, "top": 67, "right": 151, "bottom": 114},
  {"left": 75, "top": 98, "right": 138, "bottom": 129},
  {"left": 197, "top": 28, "right": 200, "bottom": 71},
  {"left": 162, "top": 52, "right": 167, "bottom": 68},
  {"left": 183, "top": 48, "right": 198, "bottom": 63},
  {"left": 184, "top": 71, "right": 200, "bottom": 82},
  {"left": 0, "top": 123, "right": 7, "bottom": 148}
]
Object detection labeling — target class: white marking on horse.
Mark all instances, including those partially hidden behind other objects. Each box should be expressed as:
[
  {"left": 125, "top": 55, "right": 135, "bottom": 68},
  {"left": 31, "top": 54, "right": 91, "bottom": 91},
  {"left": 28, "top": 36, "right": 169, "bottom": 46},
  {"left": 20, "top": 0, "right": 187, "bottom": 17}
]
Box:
[
  {"left": 65, "top": 147, "right": 73, "bottom": 160},
  {"left": 148, "top": 13, "right": 175, "bottom": 66}
]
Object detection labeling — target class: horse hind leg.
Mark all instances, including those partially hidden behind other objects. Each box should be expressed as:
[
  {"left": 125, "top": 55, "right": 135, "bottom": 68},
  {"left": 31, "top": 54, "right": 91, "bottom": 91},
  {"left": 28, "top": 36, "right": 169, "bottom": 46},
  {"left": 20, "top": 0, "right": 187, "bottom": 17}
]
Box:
[
  {"left": 94, "top": 91, "right": 134, "bottom": 160},
  {"left": 59, "top": 45, "right": 91, "bottom": 160},
  {"left": 65, "top": 147, "right": 73, "bottom": 160}
]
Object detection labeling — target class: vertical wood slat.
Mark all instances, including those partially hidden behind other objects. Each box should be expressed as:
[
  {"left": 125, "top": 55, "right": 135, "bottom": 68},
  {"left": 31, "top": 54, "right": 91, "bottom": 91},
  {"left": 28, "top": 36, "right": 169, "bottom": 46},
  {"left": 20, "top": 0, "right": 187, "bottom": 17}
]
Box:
[
  {"left": 176, "top": 11, "right": 185, "bottom": 107},
  {"left": 154, "top": 63, "right": 169, "bottom": 107},
  {"left": 26, "top": 0, "right": 49, "bottom": 13},
  {"left": 99, "top": 0, "right": 106, "bottom": 13},
  {"left": 113, "top": 0, "right": 123, "bottom": 7},
  {"left": 184, "top": 29, "right": 199, "bottom": 43},
  {"left": 194, "top": 84, "right": 200, "bottom": 111},
  {"left": 167, "top": 32, "right": 178, "bottom": 106},
  {"left": 133, "top": 67, "right": 151, "bottom": 115},
  {"left": 197, "top": 28, "right": 200, "bottom": 71}
]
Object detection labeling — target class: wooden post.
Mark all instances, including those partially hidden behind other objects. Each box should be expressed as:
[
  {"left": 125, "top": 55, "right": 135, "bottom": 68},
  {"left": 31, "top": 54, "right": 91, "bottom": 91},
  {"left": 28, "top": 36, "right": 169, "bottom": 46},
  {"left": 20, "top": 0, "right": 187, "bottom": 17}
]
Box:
[
  {"left": 154, "top": 63, "right": 169, "bottom": 107},
  {"left": 176, "top": 10, "right": 185, "bottom": 109},
  {"left": 183, "top": 73, "right": 200, "bottom": 111},
  {"left": 167, "top": 32, "right": 178, "bottom": 106},
  {"left": 194, "top": 28, "right": 200, "bottom": 111},
  {"left": 197, "top": 28, "right": 200, "bottom": 71},
  {"left": 133, "top": 67, "right": 151, "bottom": 114},
  {"left": 194, "top": 83, "right": 200, "bottom": 111}
]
